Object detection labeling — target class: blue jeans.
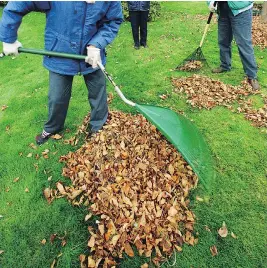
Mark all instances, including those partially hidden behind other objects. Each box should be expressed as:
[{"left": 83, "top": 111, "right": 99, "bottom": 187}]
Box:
[
  {"left": 218, "top": 4, "right": 257, "bottom": 79},
  {"left": 44, "top": 70, "right": 108, "bottom": 133}
]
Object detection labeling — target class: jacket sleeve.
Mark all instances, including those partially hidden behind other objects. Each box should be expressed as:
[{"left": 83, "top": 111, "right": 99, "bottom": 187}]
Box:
[
  {"left": 88, "top": 1, "right": 123, "bottom": 49},
  {"left": 0, "top": 1, "right": 50, "bottom": 43}
]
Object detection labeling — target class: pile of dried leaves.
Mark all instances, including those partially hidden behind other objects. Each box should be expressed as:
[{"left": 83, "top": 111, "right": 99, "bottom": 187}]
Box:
[
  {"left": 172, "top": 75, "right": 267, "bottom": 129},
  {"left": 172, "top": 74, "right": 256, "bottom": 109},
  {"left": 178, "top": 61, "right": 203, "bottom": 72},
  {"left": 56, "top": 111, "right": 198, "bottom": 267},
  {"left": 237, "top": 98, "right": 267, "bottom": 128},
  {"left": 252, "top": 16, "right": 267, "bottom": 49}
]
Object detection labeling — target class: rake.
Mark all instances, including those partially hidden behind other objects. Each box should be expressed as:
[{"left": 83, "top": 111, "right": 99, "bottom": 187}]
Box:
[
  {"left": 2, "top": 47, "right": 215, "bottom": 189},
  {"left": 176, "top": 3, "right": 217, "bottom": 71}
]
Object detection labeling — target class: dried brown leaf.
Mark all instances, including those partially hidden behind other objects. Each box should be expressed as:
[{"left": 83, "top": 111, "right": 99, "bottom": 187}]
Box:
[
  {"left": 50, "top": 259, "right": 56, "bottom": 268},
  {"left": 1, "top": 105, "right": 8, "bottom": 111},
  {"left": 218, "top": 222, "right": 228, "bottom": 238},
  {"left": 231, "top": 232, "right": 237, "bottom": 239},
  {"left": 88, "top": 236, "right": 95, "bottom": 248},
  {"left": 210, "top": 245, "right": 218, "bottom": 256},
  {"left": 124, "top": 242, "right": 134, "bottom": 257}
]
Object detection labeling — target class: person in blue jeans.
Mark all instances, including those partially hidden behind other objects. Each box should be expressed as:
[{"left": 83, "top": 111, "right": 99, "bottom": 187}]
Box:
[
  {"left": 209, "top": 1, "right": 260, "bottom": 90},
  {"left": 0, "top": 1, "right": 123, "bottom": 145},
  {"left": 128, "top": 1, "right": 150, "bottom": 49}
]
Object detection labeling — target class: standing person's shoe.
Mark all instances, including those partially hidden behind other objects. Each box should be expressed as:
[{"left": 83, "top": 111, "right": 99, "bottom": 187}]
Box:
[
  {"left": 247, "top": 78, "right": 260, "bottom": 90},
  {"left": 212, "top": 67, "right": 229, "bottom": 73},
  {"left": 86, "top": 128, "right": 97, "bottom": 139},
  {"left": 35, "top": 130, "right": 53, "bottom": 145},
  {"left": 134, "top": 43, "right": 140, "bottom": 50},
  {"left": 141, "top": 44, "right": 148, "bottom": 48}
]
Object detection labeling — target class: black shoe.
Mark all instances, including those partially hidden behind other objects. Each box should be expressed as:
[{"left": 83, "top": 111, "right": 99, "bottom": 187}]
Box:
[
  {"left": 141, "top": 44, "right": 148, "bottom": 48},
  {"left": 86, "top": 125, "right": 98, "bottom": 139},
  {"left": 86, "top": 129, "right": 97, "bottom": 139},
  {"left": 134, "top": 45, "right": 140, "bottom": 50},
  {"left": 35, "top": 131, "right": 53, "bottom": 145}
]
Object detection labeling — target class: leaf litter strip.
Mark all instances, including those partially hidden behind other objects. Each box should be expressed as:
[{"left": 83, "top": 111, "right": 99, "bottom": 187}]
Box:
[{"left": 172, "top": 74, "right": 267, "bottom": 129}]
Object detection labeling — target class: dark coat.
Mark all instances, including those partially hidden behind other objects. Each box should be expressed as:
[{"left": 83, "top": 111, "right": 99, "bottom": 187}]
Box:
[{"left": 127, "top": 1, "right": 150, "bottom": 12}]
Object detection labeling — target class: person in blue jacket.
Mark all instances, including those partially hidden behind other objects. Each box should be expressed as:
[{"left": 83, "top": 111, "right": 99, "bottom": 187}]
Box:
[
  {"left": 209, "top": 1, "right": 260, "bottom": 90},
  {"left": 0, "top": 1, "right": 123, "bottom": 145},
  {"left": 128, "top": 1, "right": 150, "bottom": 49}
]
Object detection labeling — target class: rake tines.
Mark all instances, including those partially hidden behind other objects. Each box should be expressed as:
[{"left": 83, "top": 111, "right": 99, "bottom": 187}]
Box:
[
  {"left": 176, "top": 47, "right": 207, "bottom": 71},
  {"left": 175, "top": 7, "right": 216, "bottom": 72}
]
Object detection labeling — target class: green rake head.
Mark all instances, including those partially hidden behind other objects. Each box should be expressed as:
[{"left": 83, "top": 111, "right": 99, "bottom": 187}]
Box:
[{"left": 176, "top": 47, "right": 208, "bottom": 72}]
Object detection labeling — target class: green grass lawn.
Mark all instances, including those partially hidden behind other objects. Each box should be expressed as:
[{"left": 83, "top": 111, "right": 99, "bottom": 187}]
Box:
[{"left": 1, "top": 2, "right": 267, "bottom": 267}]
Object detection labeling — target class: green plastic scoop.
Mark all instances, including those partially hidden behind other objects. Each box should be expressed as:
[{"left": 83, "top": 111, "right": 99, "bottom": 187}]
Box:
[{"left": 17, "top": 47, "right": 214, "bottom": 188}]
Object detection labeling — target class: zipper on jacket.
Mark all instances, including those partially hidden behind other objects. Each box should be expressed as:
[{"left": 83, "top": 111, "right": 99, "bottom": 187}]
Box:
[{"left": 78, "top": 2, "right": 88, "bottom": 75}]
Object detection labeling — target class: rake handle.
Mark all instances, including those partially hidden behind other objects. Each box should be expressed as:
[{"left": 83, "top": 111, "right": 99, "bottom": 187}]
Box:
[
  {"left": 199, "top": 1, "right": 217, "bottom": 48},
  {"left": 18, "top": 47, "right": 86, "bottom": 60},
  {"left": 17, "top": 47, "right": 135, "bottom": 106}
]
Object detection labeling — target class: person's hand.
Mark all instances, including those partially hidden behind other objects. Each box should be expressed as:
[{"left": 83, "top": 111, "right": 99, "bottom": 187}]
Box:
[
  {"left": 3, "top": 40, "right": 22, "bottom": 56},
  {"left": 208, "top": 1, "right": 217, "bottom": 13},
  {"left": 85, "top": 46, "right": 101, "bottom": 69}
]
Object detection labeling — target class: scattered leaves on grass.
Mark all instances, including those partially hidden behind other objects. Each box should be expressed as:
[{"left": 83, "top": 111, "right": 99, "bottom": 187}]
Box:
[
  {"left": 34, "top": 163, "right": 39, "bottom": 172},
  {"left": 218, "top": 221, "right": 228, "bottom": 238},
  {"left": 29, "top": 143, "right": 37, "bottom": 150},
  {"left": 50, "top": 259, "right": 56, "bottom": 268},
  {"left": 107, "top": 92, "right": 114, "bottom": 104},
  {"left": 210, "top": 245, "right": 218, "bottom": 256},
  {"left": 178, "top": 60, "right": 203, "bottom": 71},
  {"left": 85, "top": 213, "right": 93, "bottom": 222},
  {"left": 13, "top": 177, "right": 19, "bottom": 183},
  {"left": 25, "top": 188, "right": 29, "bottom": 193},
  {"left": 252, "top": 16, "right": 267, "bottom": 49},
  {"left": 172, "top": 75, "right": 267, "bottom": 129},
  {"left": 172, "top": 74, "right": 257, "bottom": 110},
  {"left": 196, "top": 196, "right": 204, "bottom": 202},
  {"left": 231, "top": 232, "right": 237, "bottom": 239},
  {"left": 27, "top": 153, "right": 33, "bottom": 158},
  {"left": 58, "top": 111, "right": 198, "bottom": 266},
  {"left": 159, "top": 94, "right": 168, "bottom": 100},
  {"left": 41, "top": 239, "right": 47, "bottom": 245},
  {"left": 1, "top": 105, "right": 8, "bottom": 111},
  {"left": 0, "top": 250, "right": 4, "bottom": 255},
  {"left": 50, "top": 234, "right": 57, "bottom": 244},
  {"left": 43, "top": 187, "right": 53, "bottom": 204},
  {"left": 51, "top": 134, "right": 62, "bottom": 140},
  {"left": 42, "top": 149, "right": 50, "bottom": 159},
  {"left": 124, "top": 242, "right": 135, "bottom": 257},
  {"left": 141, "top": 264, "right": 149, "bottom": 268},
  {"left": 237, "top": 98, "right": 267, "bottom": 128},
  {"left": 204, "top": 225, "right": 211, "bottom": 232}
]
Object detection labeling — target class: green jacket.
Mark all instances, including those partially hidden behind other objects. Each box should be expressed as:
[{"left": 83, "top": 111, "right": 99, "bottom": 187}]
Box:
[
  {"left": 228, "top": 1, "right": 253, "bottom": 16},
  {"left": 208, "top": 1, "right": 253, "bottom": 16}
]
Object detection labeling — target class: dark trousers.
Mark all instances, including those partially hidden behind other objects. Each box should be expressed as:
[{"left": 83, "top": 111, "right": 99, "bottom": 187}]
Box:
[
  {"left": 44, "top": 70, "right": 108, "bottom": 133},
  {"left": 218, "top": 2, "right": 257, "bottom": 79},
  {"left": 129, "top": 11, "right": 149, "bottom": 46}
]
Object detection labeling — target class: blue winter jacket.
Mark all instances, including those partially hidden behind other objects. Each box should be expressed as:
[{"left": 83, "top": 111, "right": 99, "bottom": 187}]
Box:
[
  {"left": 0, "top": 1, "right": 123, "bottom": 75},
  {"left": 128, "top": 1, "right": 150, "bottom": 12}
]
